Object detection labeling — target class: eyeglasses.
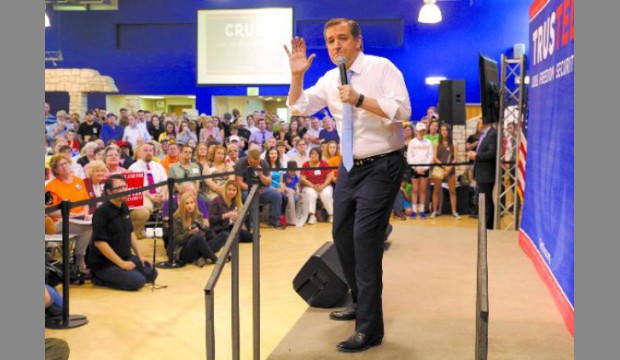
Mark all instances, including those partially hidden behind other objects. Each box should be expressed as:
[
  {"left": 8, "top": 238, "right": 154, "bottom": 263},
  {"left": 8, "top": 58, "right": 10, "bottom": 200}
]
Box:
[
  {"left": 184, "top": 169, "right": 190, "bottom": 178},
  {"left": 110, "top": 184, "right": 128, "bottom": 191},
  {"left": 54, "top": 162, "right": 70, "bottom": 169}
]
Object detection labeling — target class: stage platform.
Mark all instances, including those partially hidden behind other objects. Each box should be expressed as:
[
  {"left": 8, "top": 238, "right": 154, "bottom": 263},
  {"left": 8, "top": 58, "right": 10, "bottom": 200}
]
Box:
[{"left": 269, "top": 227, "right": 574, "bottom": 359}]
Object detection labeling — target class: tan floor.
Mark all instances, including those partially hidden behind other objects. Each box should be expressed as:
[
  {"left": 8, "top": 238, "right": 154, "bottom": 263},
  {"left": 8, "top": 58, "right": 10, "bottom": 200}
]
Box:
[{"left": 45, "top": 215, "right": 573, "bottom": 359}]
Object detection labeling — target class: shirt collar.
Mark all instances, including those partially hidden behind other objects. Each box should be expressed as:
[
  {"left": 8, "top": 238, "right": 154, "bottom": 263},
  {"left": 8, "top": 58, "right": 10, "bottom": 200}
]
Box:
[{"left": 348, "top": 52, "right": 365, "bottom": 76}]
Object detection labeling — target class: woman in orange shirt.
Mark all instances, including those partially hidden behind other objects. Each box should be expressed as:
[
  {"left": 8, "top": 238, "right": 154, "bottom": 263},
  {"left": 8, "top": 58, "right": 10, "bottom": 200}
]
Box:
[
  {"left": 323, "top": 140, "right": 341, "bottom": 187},
  {"left": 45, "top": 154, "right": 92, "bottom": 274}
]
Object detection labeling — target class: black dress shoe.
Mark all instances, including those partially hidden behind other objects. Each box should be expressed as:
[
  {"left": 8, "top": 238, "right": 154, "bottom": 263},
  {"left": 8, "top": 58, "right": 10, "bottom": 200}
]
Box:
[
  {"left": 336, "top": 332, "right": 383, "bottom": 352},
  {"left": 329, "top": 309, "right": 356, "bottom": 321}
]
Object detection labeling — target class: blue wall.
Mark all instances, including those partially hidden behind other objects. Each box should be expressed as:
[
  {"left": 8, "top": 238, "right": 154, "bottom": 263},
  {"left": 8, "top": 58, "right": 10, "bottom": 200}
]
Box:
[{"left": 45, "top": 0, "right": 530, "bottom": 119}]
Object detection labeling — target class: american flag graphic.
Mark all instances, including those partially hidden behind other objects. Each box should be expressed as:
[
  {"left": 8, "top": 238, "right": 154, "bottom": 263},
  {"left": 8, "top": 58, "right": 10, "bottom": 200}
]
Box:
[{"left": 517, "top": 99, "right": 528, "bottom": 201}]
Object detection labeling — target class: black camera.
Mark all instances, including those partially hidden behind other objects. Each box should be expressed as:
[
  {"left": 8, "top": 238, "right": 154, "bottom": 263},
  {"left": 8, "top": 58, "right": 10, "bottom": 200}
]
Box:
[
  {"left": 191, "top": 221, "right": 208, "bottom": 232},
  {"left": 45, "top": 191, "right": 53, "bottom": 205}
]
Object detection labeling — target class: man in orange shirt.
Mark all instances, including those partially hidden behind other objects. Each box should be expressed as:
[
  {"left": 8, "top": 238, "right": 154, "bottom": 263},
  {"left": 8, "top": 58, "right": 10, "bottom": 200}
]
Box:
[{"left": 160, "top": 141, "right": 180, "bottom": 174}]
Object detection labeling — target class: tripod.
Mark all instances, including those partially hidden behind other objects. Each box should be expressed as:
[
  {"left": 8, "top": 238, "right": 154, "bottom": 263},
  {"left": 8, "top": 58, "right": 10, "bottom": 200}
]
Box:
[{"left": 148, "top": 210, "right": 167, "bottom": 291}]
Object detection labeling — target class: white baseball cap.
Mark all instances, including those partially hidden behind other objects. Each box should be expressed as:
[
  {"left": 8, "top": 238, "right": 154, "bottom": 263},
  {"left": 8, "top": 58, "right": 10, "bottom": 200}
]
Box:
[
  {"left": 229, "top": 135, "right": 240, "bottom": 142},
  {"left": 415, "top": 122, "right": 427, "bottom": 131}
]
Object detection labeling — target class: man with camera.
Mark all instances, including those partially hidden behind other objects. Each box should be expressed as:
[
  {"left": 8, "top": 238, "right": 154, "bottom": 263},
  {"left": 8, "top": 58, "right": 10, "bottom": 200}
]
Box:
[
  {"left": 87, "top": 174, "right": 158, "bottom": 291},
  {"left": 234, "top": 148, "right": 284, "bottom": 229}
]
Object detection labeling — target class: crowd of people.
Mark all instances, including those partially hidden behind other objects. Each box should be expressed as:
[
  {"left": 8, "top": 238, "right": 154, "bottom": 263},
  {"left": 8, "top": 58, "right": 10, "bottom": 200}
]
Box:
[{"left": 44, "top": 102, "right": 509, "bottom": 287}]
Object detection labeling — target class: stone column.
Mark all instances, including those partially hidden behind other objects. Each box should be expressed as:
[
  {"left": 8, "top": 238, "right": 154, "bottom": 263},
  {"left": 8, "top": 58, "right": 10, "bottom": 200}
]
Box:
[
  {"left": 69, "top": 92, "right": 88, "bottom": 116},
  {"left": 453, "top": 125, "right": 467, "bottom": 177}
]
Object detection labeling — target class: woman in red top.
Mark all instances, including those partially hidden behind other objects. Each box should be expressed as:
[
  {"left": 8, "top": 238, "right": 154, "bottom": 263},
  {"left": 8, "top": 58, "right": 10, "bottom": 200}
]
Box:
[{"left": 300, "top": 148, "right": 334, "bottom": 225}]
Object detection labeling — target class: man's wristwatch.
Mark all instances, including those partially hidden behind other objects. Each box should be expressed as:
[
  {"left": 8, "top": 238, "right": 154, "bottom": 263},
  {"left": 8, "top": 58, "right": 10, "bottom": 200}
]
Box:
[{"left": 355, "top": 93, "right": 365, "bottom": 108}]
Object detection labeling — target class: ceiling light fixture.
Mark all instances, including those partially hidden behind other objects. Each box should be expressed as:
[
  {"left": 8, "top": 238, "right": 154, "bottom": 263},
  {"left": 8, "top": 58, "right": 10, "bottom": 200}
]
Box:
[{"left": 418, "top": 0, "right": 442, "bottom": 24}]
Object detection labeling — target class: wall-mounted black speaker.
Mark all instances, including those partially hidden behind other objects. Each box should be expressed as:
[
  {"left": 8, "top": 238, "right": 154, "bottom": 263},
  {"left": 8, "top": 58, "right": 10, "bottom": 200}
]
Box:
[
  {"left": 438, "top": 80, "right": 466, "bottom": 125},
  {"left": 292, "top": 242, "right": 348, "bottom": 308}
]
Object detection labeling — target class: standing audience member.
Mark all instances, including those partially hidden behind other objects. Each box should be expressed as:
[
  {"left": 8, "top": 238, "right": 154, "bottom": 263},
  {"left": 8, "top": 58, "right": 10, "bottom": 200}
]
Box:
[
  {"left": 407, "top": 122, "right": 433, "bottom": 219},
  {"left": 123, "top": 114, "right": 151, "bottom": 149},
  {"left": 467, "top": 118, "right": 497, "bottom": 229},
  {"left": 88, "top": 174, "right": 158, "bottom": 290},
  {"left": 430, "top": 123, "right": 460, "bottom": 219},
  {"left": 319, "top": 117, "right": 340, "bottom": 145},
  {"left": 77, "top": 110, "right": 102, "bottom": 142}
]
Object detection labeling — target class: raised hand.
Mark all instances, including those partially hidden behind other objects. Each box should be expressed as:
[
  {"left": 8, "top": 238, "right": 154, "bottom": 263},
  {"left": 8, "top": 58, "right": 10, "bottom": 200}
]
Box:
[{"left": 284, "top": 37, "right": 316, "bottom": 76}]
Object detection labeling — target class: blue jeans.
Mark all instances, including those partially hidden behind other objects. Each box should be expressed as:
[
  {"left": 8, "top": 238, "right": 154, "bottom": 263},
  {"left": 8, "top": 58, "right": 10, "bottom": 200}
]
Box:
[
  {"left": 91, "top": 256, "right": 158, "bottom": 291},
  {"left": 242, "top": 187, "right": 282, "bottom": 226}
]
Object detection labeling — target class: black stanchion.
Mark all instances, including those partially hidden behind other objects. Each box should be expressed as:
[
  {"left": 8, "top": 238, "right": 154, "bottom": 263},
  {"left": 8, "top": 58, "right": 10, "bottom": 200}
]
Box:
[
  {"left": 156, "top": 177, "right": 185, "bottom": 269},
  {"left": 45, "top": 200, "right": 88, "bottom": 329}
]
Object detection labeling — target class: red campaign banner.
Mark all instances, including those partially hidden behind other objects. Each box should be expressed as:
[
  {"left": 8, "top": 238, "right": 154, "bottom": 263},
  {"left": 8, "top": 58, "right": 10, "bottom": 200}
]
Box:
[{"left": 123, "top": 172, "right": 144, "bottom": 209}]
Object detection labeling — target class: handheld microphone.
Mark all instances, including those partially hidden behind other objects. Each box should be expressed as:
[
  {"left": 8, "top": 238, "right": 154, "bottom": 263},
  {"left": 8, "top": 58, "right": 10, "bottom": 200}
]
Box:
[{"left": 337, "top": 56, "right": 348, "bottom": 85}]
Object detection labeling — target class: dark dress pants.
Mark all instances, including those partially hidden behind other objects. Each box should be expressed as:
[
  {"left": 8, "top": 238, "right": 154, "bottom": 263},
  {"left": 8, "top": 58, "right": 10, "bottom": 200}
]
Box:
[
  {"left": 332, "top": 152, "right": 405, "bottom": 338},
  {"left": 477, "top": 182, "right": 495, "bottom": 229},
  {"left": 91, "top": 256, "right": 158, "bottom": 291}
]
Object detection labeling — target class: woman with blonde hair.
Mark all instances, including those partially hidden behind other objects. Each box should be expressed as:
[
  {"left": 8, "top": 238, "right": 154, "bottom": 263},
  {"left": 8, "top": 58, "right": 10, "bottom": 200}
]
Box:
[
  {"left": 209, "top": 180, "right": 252, "bottom": 242},
  {"left": 83, "top": 160, "right": 107, "bottom": 214},
  {"left": 172, "top": 191, "right": 227, "bottom": 267},
  {"left": 204, "top": 145, "right": 234, "bottom": 201}
]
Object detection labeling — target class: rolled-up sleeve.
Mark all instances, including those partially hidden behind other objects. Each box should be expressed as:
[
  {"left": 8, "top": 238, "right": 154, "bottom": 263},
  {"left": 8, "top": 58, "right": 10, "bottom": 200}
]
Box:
[
  {"left": 376, "top": 63, "right": 411, "bottom": 124},
  {"left": 287, "top": 76, "right": 329, "bottom": 116}
]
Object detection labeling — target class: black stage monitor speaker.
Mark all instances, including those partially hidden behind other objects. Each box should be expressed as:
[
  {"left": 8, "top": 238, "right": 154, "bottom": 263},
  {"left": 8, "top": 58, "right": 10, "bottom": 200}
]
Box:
[
  {"left": 293, "top": 242, "right": 348, "bottom": 308},
  {"left": 438, "top": 80, "right": 466, "bottom": 126}
]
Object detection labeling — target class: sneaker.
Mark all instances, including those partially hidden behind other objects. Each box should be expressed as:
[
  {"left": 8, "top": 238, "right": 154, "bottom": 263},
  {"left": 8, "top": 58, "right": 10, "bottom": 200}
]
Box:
[
  {"left": 328, "top": 215, "right": 334, "bottom": 224},
  {"left": 308, "top": 214, "right": 317, "bottom": 225},
  {"left": 419, "top": 212, "right": 427, "bottom": 219},
  {"left": 409, "top": 212, "right": 417, "bottom": 219},
  {"left": 270, "top": 223, "right": 286, "bottom": 230},
  {"left": 394, "top": 211, "right": 406, "bottom": 220},
  {"left": 452, "top": 212, "right": 461, "bottom": 219},
  {"left": 430, "top": 211, "right": 437, "bottom": 218}
]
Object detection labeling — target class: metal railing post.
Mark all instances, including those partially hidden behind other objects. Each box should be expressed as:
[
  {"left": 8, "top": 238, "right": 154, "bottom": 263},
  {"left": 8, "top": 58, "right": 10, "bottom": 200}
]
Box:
[{"left": 252, "top": 189, "right": 261, "bottom": 360}]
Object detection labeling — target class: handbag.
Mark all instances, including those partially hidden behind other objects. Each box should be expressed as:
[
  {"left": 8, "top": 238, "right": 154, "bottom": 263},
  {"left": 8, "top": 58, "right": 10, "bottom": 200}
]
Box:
[
  {"left": 430, "top": 166, "right": 446, "bottom": 180},
  {"left": 430, "top": 153, "right": 451, "bottom": 180}
]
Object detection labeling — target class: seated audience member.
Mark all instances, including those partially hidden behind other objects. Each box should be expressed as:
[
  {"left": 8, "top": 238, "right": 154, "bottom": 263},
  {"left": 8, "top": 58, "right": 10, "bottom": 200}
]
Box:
[
  {"left": 300, "top": 148, "right": 334, "bottom": 224},
  {"left": 160, "top": 141, "right": 180, "bottom": 174},
  {"left": 45, "top": 286, "right": 71, "bottom": 359},
  {"left": 204, "top": 145, "right": 235, "bottom": 201},
  {"left": 176, "top": 120, "right": 198, "bottom": 145},
  {"left": 161, "top": 182, "right": 209, "bottom": 247},
  {"left": 273, "top": 121, "right": 288, "bottom": 144},
  {"left": 169, "top": 143, "right": 201, "bottom": 194},
  {"left": 104, "top": 145, "right": 128, "bottom": 175},
  {"left": 209, "top": 180, "right": 252, "bottom": 242},
  {"left": 225, "top": 140, "right": 242, "bottom": 165},
  {"left": 266, "top": 147, "right": 288, "bottom": 225},
  {"left": 282, "top": 161, "right": 306, "bottom": 226},
  {"left": 128, "top": 143, "right": 169, "bottom": 238},
  {"left": 323, "top": 140, "right": 341, "bottom": 186},
  {"left": 123, "top": 114, "right": 151, "bottom": 149},
  {"left": 65, "top": 129, "right": 81, "bottom": 154},
  {"left": 393, "top": 179, "right": 413, "bottom": 220},
  {"left": 158, "top": 121, "right": 177, "bottom": 143},
  {"left": 56, "top": 144, "right": 86, "bottom": 179},
  {"left": 82, "top": 146, "right": 105, "bottom": 175},
  {"left": 288, "top": 139, "right": 310, "bottom": 168},
  {"left": 76, "top": 141, "right": 98, "bottom": 167},
  {"left": 87, "top": 174, "right": 158, "bottom": 290},
  {"left": 117, "top": 141, "right": 135, "bottom": 169},
  {"left": 319, "top": 117, "right": 340, "bottom": 145},
  {"left": 101, "top": 113, "right": 123, "bottom": 145},
  {"left": 234, "top": 149, "right": 284, "bottom": 229},
  {"left": 199, "top": 116, "right": 224, "bottom": 144},
  {"left": 248, "top": 118, "right": 273, "bottom": 151},
  {"left": 173, "top": 192, "right": 228, "bottom": 267},
  {"left": 275, "top": 140, "right": 289, "bottom": 167},
  {"left": 260, "top": 137, "right": 277, "bottom": 159},
  {"left": 148, "top": 115, "right": 165, "bottom": 141},
  {"left": 84, "top": 160, "right": 107, "bottom": 214},
  {"left": 45, "top": 155, "right": 93, "bottom": 274}
]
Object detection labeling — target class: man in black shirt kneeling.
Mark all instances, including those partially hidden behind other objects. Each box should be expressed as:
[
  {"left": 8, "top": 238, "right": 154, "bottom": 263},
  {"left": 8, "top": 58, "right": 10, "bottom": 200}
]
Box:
[{"left": 87, "top": 174, "right": 158, "bottom": 290}]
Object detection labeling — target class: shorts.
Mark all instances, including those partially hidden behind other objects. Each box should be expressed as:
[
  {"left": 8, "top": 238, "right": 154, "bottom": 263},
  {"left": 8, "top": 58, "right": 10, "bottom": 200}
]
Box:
[{"left": 412, "top": 169, "right": 430, "bottom": 179}]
